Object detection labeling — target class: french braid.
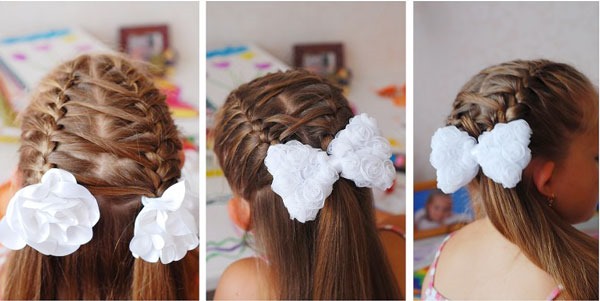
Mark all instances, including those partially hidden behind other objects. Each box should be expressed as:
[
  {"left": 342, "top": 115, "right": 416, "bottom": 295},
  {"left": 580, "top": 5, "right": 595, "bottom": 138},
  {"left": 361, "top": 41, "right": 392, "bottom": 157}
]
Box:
[
  {"left": 447, "top": 60, "right": 598, "bottom": 299},
  {"left": 3, "top": 54, "right": 197, "bottom": 300},
  {"left": 213, "top": 69, "right": 400, "bottom": 299}
]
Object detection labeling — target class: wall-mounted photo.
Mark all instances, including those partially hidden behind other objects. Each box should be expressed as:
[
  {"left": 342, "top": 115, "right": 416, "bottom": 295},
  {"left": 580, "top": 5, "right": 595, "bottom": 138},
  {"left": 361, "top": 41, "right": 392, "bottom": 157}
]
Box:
[{"left": 120, "top": 24, "right": 169, "bottom": 62}]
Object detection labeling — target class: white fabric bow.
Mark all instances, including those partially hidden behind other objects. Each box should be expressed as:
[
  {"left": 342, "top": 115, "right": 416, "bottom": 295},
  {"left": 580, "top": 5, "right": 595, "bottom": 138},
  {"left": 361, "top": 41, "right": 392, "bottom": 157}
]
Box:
[
  {"left": 430, "top": 119, "right": 532, "bottom": 193},
  {"left": 0, "top": 168, "right": 100, "bottom": 256},
  {"left": 264, "top": 113, "right": 396, "bottom": 223},
  {"left": 129, "top": 181, "right": 199, "bottom": 264}
]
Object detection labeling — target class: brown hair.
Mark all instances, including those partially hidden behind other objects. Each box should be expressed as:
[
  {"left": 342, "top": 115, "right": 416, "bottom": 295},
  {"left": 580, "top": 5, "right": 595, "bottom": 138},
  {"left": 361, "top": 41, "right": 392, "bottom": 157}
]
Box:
[
  {"left": 1, "top": 54, "right": 198, "bottom": 300},
  {"left": 213, "top": 69, "right": 400, "bottom": 299},
  {"left": 448, "top": 59, "right": 598, "bottom": 299}
]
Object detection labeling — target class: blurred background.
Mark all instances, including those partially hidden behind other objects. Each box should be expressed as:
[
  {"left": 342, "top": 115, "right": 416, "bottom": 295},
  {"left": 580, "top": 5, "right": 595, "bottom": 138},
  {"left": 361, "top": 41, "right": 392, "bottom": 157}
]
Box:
[
  {"left": 206, "top": 1, "right": 406, "bottom": 298},
  {"left": 413, "top": 2, "right": 599, "bottom": 298}
]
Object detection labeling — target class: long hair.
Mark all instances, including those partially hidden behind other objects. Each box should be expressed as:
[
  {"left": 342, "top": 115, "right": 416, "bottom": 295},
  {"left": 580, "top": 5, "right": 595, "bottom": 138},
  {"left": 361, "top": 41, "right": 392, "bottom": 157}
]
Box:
[
  {"left": 447, "top": 59, "right": 598, "bottom": 299},
  {"left": 1, "top": 54, "right": 198, "bottom": 300},
  {"left": 213, "top": 69, "right": 400, "bottom": 299}
]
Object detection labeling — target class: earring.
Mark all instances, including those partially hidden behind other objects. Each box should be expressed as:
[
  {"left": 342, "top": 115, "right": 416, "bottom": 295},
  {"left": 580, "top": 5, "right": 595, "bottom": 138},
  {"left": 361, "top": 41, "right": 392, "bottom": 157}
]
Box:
[{"left": 547, "top": 193, "right": 556, "bottom": 207}]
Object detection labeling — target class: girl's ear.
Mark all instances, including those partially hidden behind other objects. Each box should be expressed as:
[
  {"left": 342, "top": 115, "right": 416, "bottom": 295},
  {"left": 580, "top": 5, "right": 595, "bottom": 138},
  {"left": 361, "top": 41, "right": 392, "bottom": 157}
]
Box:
[
  {"left": 228, "top": 196, "right": 251, "bottom": 231},
  {"left": 530, "top": 158, "right": 556, "bottom": 197}
]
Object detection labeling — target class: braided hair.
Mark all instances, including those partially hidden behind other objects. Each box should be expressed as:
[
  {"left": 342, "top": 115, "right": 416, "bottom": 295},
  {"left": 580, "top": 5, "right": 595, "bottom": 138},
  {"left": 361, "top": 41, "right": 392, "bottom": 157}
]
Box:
[
  {"left": 448, "top": 60, "right": 598, "bottom": 299},
  {"left": 213, "top": 69, "right": 400, "bottom": 299},
  {"left": 3, "top": 54, "right": 197, "bottom": 300}
]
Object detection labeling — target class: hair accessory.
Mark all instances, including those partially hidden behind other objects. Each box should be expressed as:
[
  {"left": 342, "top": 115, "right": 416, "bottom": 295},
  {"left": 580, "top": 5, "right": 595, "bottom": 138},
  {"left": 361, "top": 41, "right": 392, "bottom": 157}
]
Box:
[
  {"left": 430, "top": 119, "right": 532, "bottom": 193},
  {"left": 129, "top": 181, "right": 199, "bottom": 264},
  {"left": 0, "top": 168, "right": 100, "bottom": 256},
  {"left": 264, "top": 113, "right": 396, "bottom": 223}
]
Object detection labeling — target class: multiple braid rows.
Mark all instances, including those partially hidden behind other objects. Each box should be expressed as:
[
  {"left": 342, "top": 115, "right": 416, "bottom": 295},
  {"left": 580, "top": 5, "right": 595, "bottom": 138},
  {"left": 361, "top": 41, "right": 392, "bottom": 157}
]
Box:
[
  {"left": 213, "top": 69, "right": 400, "bottom": 299},
  {"left": 214, "top": 69, "right": 353, "bottom": 200},
  {"left": 446, "top": 59, "right": 598, "bottom": 299},
  {"left": 19, "top": 54, "right": 182, "bottom": 197}
]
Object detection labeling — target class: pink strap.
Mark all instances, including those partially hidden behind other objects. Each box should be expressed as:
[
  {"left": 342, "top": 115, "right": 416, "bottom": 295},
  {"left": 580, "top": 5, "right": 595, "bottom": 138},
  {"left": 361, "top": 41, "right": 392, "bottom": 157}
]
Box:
[
  {"left": 427, "top": 235, "right": 563, "bottom": 300},
  {"left": 429, "top": 234, "right": 453, "bottom": 289},
  {"left": 546, "top": 285, "right": 563, "bottom": 300}
]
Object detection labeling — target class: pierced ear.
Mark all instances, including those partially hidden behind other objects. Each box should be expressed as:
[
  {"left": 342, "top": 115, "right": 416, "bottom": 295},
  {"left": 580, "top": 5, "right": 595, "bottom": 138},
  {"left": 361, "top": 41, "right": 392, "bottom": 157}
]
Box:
[
  {"left": 530, "top": 158, "right": 555, "bottom": 197},
  {"left": 227, "top": 196, "right": 252, "bottom": 231}
]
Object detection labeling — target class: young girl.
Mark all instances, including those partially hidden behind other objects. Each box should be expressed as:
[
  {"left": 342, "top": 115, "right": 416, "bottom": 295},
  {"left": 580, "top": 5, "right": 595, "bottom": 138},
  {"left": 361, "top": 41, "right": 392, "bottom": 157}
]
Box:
[
  {"left": 0, "top": 54, "right": 199, "bottom": 299},
  {"left": 424, "top": 59, "right": 598, "bottom": 300},
  {"left": 212, "top": 69, "right": 400, "bottom": 299},
  {"left": 414, "top": 189, "right": 469, "bottom": 231}
]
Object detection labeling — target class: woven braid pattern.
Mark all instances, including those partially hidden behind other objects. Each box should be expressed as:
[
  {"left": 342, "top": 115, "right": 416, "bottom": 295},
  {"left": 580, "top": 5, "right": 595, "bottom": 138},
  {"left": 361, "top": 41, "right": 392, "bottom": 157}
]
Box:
[{"left": 18, "top": 54, "right": 181, "bottom": 197}]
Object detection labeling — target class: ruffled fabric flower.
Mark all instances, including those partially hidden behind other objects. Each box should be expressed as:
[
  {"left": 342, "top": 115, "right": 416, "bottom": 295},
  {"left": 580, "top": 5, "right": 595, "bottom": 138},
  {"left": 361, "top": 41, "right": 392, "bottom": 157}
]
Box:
[
  {"left": 430, "top": 126, "right": 478, "bottom": 193},
  {"left": 472, "top": 120, "right": 532, "bottom": 188},
  {"left": 129, "top": 181, "right": 199, "bottom": 264},
  {"left": 430, "top": 119, "right": 532, "bottom": 193},
  {"left": 329, "top": 113, "right": 395, "bottom": 190},
  {"left": 264, "top": 113, "right": 396, "bottom": 223},
  {"left": 265, "top": 140, "right": 339, "bottom": 223},
  {"left": 0, "top": 168, "right": 100, "bottom": 256}
]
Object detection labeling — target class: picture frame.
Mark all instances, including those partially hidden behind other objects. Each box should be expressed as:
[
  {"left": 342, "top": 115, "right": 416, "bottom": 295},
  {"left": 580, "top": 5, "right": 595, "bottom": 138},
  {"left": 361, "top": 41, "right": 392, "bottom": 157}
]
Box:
[
  {"left": 119, "top": 25, "right": 169, "bottom": 62},
  {"left": 413, "top": 181, "right": 472, "bottom": 240},
  {"left": 293, "top": 43, "right": 344, "bottom": 77}
]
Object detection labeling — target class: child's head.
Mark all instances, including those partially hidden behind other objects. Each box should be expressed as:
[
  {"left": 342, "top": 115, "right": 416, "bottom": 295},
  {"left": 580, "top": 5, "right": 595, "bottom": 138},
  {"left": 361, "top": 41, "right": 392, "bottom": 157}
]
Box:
[
  {"left": 3, "top": 54, "right": 197, "bottom": 300},
  {"left": 425, "top": 189, "right": 452, "bottom": 222},
  {"left": 445, "top": 59, "right": 598, "bottom": 299},
  {"left": 213, "top": 69, "right": 399, "bottom": 299}
]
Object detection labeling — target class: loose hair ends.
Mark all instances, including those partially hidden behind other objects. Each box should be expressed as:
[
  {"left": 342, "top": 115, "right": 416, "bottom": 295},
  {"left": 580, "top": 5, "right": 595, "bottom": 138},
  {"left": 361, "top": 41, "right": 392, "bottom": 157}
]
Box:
[
  {"left": 451, "top": 60, "right": 599, "bottom": 299},
  {"left": 480, "top": 178, "right": 598, "bottom": 299},
  {"left": 251, "top": 181, "right": 400, "bottom": 299},
  {"left": 213, "top": 69, "right": 400, "bottom": 299}
]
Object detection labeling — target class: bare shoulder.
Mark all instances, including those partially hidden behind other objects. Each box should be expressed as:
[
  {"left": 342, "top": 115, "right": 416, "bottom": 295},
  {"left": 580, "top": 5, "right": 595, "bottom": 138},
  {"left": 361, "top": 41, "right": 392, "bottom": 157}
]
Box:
[
  {"left": 435, "top": 218, "right": 559, "bottom": 299},
  {"left": 214, "top": 257, "right": 272, "bottom": 300}
]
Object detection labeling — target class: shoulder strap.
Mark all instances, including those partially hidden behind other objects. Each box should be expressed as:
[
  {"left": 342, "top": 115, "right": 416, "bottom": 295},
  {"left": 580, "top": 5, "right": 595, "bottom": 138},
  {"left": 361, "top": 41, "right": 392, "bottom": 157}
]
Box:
[{"left": 429, "top": 234, "right": 453, "bottom": 289}]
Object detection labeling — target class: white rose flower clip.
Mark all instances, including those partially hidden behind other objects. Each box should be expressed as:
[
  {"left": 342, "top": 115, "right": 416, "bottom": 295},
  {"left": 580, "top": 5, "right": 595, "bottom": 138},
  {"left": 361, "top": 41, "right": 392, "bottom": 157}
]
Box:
[
  {"left": 0, "top": 168, "right": 199, "bottom": 264},
  {"left": 129, "top": 181, "right": 199, "bottom": 264},
  {"left": 0, "top": 168, "right": 100, "bottom": 256},
  {"left": 430, "top": 119, "right": 532, "bottom": 193},
  {"left": 264, "top": 113, "right": 396, "bottom": 223}
]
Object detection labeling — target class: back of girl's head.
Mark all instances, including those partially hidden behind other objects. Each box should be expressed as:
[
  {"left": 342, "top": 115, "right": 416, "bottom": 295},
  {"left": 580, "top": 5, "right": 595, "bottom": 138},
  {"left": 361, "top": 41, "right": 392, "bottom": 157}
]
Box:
[
  {"left": 4, "top": 53, "right": 197, "bottom": 300},
  {"left": 447, "top": 59, "right": 598, "bottom": 299},
  {"left": 213, "top": 69, "right": 400, "bottom": 299}
]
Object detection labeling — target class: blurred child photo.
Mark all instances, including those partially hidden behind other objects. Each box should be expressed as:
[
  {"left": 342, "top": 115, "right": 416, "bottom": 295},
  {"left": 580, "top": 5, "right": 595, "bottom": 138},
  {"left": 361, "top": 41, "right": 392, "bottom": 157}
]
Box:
[{"left": 414, "top": 189, "right": 470, "bottom": 231}]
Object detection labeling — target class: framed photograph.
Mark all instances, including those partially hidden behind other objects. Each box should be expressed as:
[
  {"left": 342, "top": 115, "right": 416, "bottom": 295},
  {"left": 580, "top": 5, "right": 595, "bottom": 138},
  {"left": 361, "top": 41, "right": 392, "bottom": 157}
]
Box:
[
  {"left": 119, "top": 25, "right": 169, "bottom": 62},
  {"left": 293, "top": 43, "right": 344, "bottom": 77},
  {"left": 413, "top": 181, "right": 473, "bottom": 240}
]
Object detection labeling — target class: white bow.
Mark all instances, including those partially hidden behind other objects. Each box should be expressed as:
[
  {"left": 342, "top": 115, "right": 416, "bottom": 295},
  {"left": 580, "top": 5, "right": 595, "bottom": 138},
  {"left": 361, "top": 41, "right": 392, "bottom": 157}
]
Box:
[
  {"left": 0, "top": 168, "right": 100, "bottom": 256},
  {"left": 430, "top": 119, "right": 532, "bottom": 193},
  {"left": 129, "top": 181, "right": 199, "bottom": 264},
  {"left": 264, "top": 113, "right": 396, "bottom": 223}
]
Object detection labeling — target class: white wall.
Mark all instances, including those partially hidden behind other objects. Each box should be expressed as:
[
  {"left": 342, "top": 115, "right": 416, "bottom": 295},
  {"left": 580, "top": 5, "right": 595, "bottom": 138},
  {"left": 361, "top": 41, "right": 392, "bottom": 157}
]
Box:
[
  {"left": 0, "top": 1, "right": 199, "bottom": 102},
  {"left": 414, "top": 1, "right": 599, "bottom": 182},
  {"left": 207, "top": 1, "right": 406, "bottom": 143}
]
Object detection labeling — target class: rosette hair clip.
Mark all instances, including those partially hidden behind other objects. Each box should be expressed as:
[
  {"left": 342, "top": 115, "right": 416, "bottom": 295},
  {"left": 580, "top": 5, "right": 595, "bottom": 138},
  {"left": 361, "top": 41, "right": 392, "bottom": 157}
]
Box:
[
  {"left": 430, "top": 119, "right": 532, "bottom": 194},
  {"left": 0, "top": 168, "right": 100, "bottom": 256},
  {"left": 0, "top": 168, "right": 199, "bottom": 264},
  {"left": 129, "top": 181, "right": 200, "bottom": 264},
  {"left": 264, "top": 113, "right": 396, "bottom": 223}
]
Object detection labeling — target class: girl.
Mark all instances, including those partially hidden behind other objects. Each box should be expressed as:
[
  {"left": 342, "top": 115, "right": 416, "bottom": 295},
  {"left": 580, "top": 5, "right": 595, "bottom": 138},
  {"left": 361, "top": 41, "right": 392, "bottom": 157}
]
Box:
[
  {"left": 424, "top": 60, "right": 598, "bottom": 300},
  {"left": 212, "top": 69, "right": 400, "bottom": 299},
  {"left": 0, "top": 54, "right": 199, "bottom": 299},
  {"left": 414, "top": 189, "right": 470, "bottom": 231}
]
